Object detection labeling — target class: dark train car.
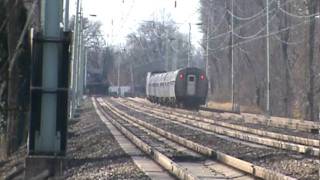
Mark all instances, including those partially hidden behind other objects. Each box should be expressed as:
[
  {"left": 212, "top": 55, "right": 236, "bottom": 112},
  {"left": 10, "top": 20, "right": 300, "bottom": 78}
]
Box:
[
  {"left": 86, "top": 82, "right": 109, "bottom": 95},
  {"left": 146, "top": 67, "right": 208, "bottom": 108}
]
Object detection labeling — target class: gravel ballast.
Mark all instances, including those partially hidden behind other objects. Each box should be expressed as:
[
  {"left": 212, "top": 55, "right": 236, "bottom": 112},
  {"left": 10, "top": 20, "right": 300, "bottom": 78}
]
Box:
[
  {"left": 110, "top": 98, "right": 319, "bottom": 180},
  {"left": 64, "top": 98, "right": 150, "bottom": 180}
]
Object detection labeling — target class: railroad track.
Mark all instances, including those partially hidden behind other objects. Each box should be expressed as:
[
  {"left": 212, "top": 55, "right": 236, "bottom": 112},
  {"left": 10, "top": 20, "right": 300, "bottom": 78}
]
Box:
[
  {"left": 105, "top": 97, "right": 318, "bottom": 179},
  {"left": 95, "top": 97, "right": 308, "bottom": 179},
  {"left": 129, "top": 97, "right": 319, "bottom": 134},
  {"left": 199, "top": 106, "right": 239, "bottom": 114},
  {"left": 94, "top": 98, "right": 257, "bottom": 179},
  {"left": 120, "top": 98, "right": 319, "bottom": 154},
  {"left": 126, "top": 98, "right": 319, "bottom": 144}
]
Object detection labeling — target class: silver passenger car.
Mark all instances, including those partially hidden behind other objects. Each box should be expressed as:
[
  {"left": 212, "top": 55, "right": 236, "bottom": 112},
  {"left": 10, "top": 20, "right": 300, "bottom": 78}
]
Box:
[{"left": 146, "top": 67, "right": 208, "bottom": 108}]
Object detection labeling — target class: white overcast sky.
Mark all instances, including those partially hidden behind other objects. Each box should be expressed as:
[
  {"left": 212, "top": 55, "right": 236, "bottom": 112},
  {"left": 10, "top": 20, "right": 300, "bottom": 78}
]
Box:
[{"left": 69, "top": 0, "right": 203, "bottom": 48}]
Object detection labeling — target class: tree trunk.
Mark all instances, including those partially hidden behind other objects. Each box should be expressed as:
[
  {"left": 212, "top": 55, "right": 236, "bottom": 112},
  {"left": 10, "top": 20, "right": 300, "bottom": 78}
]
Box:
[
  {"left": 280, "top": 0, "right": 291, "bottom": 117},
  {"left": 306, "top": 0, "right": 318, "bottom": 121},
  {"left": 6, "top": 0, "right": 26, "bottom": 155},
  {"left": 226, "top": 0, "right": 232, "bottom": 92}
]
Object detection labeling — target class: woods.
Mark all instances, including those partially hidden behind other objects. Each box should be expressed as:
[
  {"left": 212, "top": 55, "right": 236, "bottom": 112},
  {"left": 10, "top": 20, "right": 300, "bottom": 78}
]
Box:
[
  {"left": 0, "top": 0, "right": 33, "bottom": 157},
  {"left": 107, "top": 18, "right": 201, "bottom": 93},
  {"left": 199, "top": 0, "right": 320, "bottom": 120}
]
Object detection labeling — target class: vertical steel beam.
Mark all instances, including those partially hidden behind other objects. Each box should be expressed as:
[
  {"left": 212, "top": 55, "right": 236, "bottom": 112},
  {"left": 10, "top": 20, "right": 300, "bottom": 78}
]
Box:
[
  {"left": 130, "top": 63, "right": 134, "bottom": 95},
  {"left": 76, "top": 7, "right": 83, "bottom": 104},
  {"left": 187, "top": 23, "right": 191, "bottom": 67},
  {"left": 205, "top": 16, "right": 210, "bottom": 107},
  {"left": 79, "top": 20, "right": 85, "bottom": 98},
  {"left": 78, "top": 7, "right": 84, "bottom": 104},
  {"left": 266, "top": 0, "right": 270, "bottom": 115},
  {"left": 84, "top": 48, "right": 88, "bottom": 91},
  {"left": 64, "top": 0, "right": 69, "bottom": 31},
  {"left": 71, "top": 0, "right": 80, "bottom": 115},
  {"left": 231, "top": 0, "right": 235, "bottom": 111},
  {"left": 165, "top": 34, "right": 169, "bottom": 71},
  {"left": 117, "top": 57, "right": 121, "bottom": 96},
  {"left": 35, "top": 0, "right": 63, "bottom": 152}
]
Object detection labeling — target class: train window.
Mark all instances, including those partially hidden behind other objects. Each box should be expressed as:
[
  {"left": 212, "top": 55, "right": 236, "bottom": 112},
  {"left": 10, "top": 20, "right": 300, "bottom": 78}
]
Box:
[{"left": 189, "top": 76, "right": 194, "bottom": 81}]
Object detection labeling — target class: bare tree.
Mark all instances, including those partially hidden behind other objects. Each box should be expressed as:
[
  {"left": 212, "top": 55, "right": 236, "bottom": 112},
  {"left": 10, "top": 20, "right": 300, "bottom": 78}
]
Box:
[
  {"left": 306, "top": 0, "right": 319, "bottom": 120},
  {"left": 124, "top": 20, "right": 190, "bottom": 87},
  {"left": 279, "top": 0, "right": 292, "bottom": 117},
  {"left": 5, "top": 0, "right": 30, "bottom": 155}
]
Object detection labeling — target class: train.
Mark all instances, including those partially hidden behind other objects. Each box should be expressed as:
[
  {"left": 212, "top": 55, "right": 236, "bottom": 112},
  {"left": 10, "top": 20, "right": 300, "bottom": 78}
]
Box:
[
  {"left": 108, "top": 86, "right": 132, "bottom": 97},
  {"left": 146, "top": 67, "right": 208, "bottom": 108}
]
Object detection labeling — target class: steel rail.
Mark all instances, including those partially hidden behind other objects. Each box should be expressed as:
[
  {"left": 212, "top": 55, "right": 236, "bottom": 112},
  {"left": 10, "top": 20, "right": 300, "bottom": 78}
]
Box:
[{"left": 100, "top": 98, "right": 296, "bottom": 180}]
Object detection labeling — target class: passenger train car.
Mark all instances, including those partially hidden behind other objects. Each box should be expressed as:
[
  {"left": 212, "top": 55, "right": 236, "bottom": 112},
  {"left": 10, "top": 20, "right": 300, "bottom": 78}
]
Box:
[{"left": 146, "top": 67, "right": 208, "bottom": 108}]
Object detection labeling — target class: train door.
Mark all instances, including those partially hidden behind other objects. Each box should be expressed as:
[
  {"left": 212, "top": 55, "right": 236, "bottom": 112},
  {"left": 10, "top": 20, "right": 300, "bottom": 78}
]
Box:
[{"left": 186, "top": 74, "right": 196, "bottom": 96}]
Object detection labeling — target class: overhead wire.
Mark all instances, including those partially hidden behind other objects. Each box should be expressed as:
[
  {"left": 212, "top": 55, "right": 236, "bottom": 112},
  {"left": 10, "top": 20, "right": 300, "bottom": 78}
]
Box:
[
  {"left": 273, "top": 34, "right": 304, "bottom": 45},
  {"left": 164, "top": 6, "right": 228, "bottom": 53},
  {"left": 205, "top": 11, "right": 228, "bottom": 38},
  {"left": 278, "top": 5, "right": 320, "bottom": 18},
  {"left": 112, "top": 0, "right": 136, "bottom": 45},
  {"left": 232, "top": 12, "right": 278, "bottom": 39},
  {"left": 227, "top": 0, "right": 314, "bottom": 49},
  {"left": 206, "top": 33, "right": 229, "bottom": 51},
  {"left": 210, "top": 17, "right": 313, "bottom": 52},
  {"left": 230, "top": 11, "right": 263, "bottom": 21},
  {"left": 232, "top": 26, "right": 264, "bottom": 39},
  {"left": 205, "top": 1, "right": 278, "bottom": 51},
  {"left": 207, "top": 0, "right": 298, "bottom": 41},
  {"left": 226, "top": 0, "right": 276, "bottom": 21}
]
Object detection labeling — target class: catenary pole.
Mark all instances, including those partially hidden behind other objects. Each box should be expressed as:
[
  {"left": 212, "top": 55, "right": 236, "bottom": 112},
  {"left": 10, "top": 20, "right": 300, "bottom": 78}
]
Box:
[
  {"left": 64, "top": 0, "right": 69, "bottom": 31},
  {"left": 231, "top": 0, "right": 235, "bottom": 111},
  {"left": 36, "top": 0, "right": 63, "bottom": 152},
  {"left": 84, "top": 48, "right": 88, "bottom": 92},
  {"left": 205, "top": 15, "right": 212, "bottom": 107},
  {"left": 130, "top": 63, "right": 134, "bottom": 95},
  {"left": 266, "top": 0, "right": 270, "bottom": 114},
  {"left": 187, "top": 23, "right": 191, "bottom": 67},
  {"left": 117, "top": 54, "right": 121, "bottom": 96},
  {"left": 205, "top": 20, "right": 209, "bottom": 82},
  {"left": 71, "top": 0, "right": 80, "bottom": 116},
  {"left": 77, "top": 6, "right": 84, "bottom": 104}
]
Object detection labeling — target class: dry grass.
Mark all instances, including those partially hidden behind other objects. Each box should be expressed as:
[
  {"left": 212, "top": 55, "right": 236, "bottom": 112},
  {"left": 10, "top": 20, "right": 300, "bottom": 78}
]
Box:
[{"left": 207, "top": 101, "right": 264, "bottom": 114}]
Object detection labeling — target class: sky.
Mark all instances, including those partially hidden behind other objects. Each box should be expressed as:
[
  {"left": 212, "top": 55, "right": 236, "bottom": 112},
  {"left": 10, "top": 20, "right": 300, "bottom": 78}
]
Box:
[{"left": 69, "top": 0, "right": 203, "bottom": 48}]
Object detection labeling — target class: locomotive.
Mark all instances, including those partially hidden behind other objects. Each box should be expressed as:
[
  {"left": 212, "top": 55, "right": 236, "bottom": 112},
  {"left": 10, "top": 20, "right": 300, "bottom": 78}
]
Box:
[{"left": 146, "top": 67, "right": 208, "bottom": 108}]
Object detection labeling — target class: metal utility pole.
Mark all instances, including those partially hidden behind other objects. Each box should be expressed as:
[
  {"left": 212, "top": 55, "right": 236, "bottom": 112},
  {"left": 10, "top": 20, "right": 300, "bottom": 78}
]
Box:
[
  {"left": 165, "top": 34, "right": 169, "bottom": 71},
  {"left": 36, "top": 0, "right": 62, "bottom": 153},
  {"left": 84, "top": 48, "right": 88, "bottom": 92},
  {"left": 205, "top": 22, "right": 210, "bottom": 107},
  {"left": 173, "top": 45, "right": 177, "bottom": 70},
  {"left": 70, "top": 0, "right": 81, "bottom": 117},
  {"left": 64, "top": 0, "right": 69, "bottom": 31},
  {"left": 130, "top": 63, "right": 134, "bottom": 95},
  {"left": 78, "top": 11, "right": 85, "bottom": 99},
  {"left": 231, "top": 0, "right": 235, "bottom": 111},
  {"left": 205, "top": 21, "right": 209, "bottom": 81},
  {"left": 77, "top": 6, "right": 84, "bottom": 104},
  {"left": 187, "top": 23, "right": 191, "bottom": 67},
  {"left": 266, "top": 0, "right": 270, "bottom": 115},
  {"left": 27, "top": 0, "right": 70, "bottom": 177},
  {"left": 117, "top": 56, "right": 121, "bottom": 96}
]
